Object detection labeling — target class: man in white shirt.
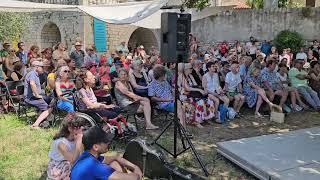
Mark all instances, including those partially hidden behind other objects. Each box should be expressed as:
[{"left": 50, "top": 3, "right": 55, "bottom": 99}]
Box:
[
  {"left": 296, "top": 47, "right": 307, "bottom": 62},
  {"left": 202, "top": 61, "right": 229, "bottom": 114},
  {"left": 225, "top": 62, "right": 245, "bottom": 116}
]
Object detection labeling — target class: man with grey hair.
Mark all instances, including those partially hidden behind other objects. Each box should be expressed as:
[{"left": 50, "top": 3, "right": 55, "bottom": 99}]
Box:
[{"left": 25, "top": 61, "right": 52, "bottom": 128}]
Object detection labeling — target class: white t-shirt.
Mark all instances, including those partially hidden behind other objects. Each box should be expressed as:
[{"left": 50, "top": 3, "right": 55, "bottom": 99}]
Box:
[
  {"left": 296, "top": 52, "right": 307, "bottom": 61},
  {"left": 204, "top": 72, "right": 221, "bottom": 94},
  {"left": 225, "top": 72, "right": 242, "bottom": 92},
  {"left": 276, "top": 72, "right": 288, "bottom": 88}
]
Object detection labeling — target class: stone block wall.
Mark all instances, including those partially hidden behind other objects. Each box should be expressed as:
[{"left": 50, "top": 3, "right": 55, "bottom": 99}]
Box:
[
  {"left": 192, "top": 7, "right": 320, "bottom": 43},
  {"left": 21, "top": 10, "right": 94, "bottom": 51},
  {"left": 106, "top": 23, "right": 137, "bottom": 52}
]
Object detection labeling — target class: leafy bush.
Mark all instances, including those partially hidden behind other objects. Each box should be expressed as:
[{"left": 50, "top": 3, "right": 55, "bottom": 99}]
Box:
[
  {"left": 273, "top": 30, "right": 304, "bottom": 54},
  {"left": 0, "top": 12, "right": 31, "bottom": 42}
]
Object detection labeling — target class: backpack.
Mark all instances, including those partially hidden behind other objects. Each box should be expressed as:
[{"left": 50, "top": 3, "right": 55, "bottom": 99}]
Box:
[{"left": 218, "top": 104, "right": 228, "bottom": 123}]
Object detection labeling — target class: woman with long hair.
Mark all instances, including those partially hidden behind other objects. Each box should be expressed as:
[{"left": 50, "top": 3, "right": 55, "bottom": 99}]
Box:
[
  {"left": 115, "top": 68, "right": 158, "bottom": 130},
  {"left": 47, "top": 118, "right": 83, "bottom": 180},
  {"left": 27, "top": 45, "right": 40, "bottom": 64}
]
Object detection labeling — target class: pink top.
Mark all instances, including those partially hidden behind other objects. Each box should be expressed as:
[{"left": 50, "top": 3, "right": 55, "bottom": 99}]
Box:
[{"left": 99, "top": 65, "right": 110, "bottom": 82}]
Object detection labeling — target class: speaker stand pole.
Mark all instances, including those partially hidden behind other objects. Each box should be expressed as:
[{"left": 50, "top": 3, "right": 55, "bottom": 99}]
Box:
[{"left": 151, "top": 62, "right": 209, "bottom": 177}]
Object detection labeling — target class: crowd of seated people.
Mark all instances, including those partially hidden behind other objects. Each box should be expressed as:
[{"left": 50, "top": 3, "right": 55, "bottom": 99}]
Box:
[
  {"left": 0, "top": 36, "right": 319, "bottom": 126},
  {"left": 1, "top": 35, "right": 320, "bottom": 179}
]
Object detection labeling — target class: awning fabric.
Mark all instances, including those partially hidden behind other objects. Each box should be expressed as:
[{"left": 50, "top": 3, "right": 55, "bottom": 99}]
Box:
[
  {"left": 0, "top": 0, "right": 168, "bottom": 25},
  {"left": 0, "top": 0, "right": 219, "bottom": 29}
]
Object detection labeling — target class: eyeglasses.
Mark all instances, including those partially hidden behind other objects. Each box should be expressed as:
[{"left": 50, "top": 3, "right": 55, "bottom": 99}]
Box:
[{"left": 64, "top": 70, "right": 71, "bottom": 73}]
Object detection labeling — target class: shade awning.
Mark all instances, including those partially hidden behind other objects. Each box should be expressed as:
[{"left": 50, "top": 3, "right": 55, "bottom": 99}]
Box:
[{"left": 0, "top": 0, "right": 169, "bottom": 26}]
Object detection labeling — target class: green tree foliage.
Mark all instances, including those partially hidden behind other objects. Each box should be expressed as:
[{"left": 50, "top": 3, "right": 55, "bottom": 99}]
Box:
[
  {"left": 273, "top": 30, "right": 304, "bottom": 54},
  {"left": 0, "top": 12, "right": 31, "bottom": 42},
  {"left": 245, "top": 0, "right": 264, "bottom": 9},
  {"left": 245, "top": 0, "right": 303, "bottom": 9},
  {"left": 183, "top": 0, "right": 211, "bottom": 10}
]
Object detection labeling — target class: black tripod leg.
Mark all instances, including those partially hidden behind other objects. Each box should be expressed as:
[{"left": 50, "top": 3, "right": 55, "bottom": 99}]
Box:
[
  {"left": 176, "top": 123, "right": 187, "bottom": 149},
  {"left": 150, "top": 120, "right": 173, "bottom": 145},
  {"left": 178, "top": 121, "right": 210, "bottom": 177}
]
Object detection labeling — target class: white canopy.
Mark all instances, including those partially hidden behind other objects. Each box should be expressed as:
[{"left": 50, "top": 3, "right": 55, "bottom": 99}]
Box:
[
  {"left": 0, "top": 0, "right": 168, "bottom": 25},
  {"left": 0, "top": 0, "right": 219, "bottom": 29}
]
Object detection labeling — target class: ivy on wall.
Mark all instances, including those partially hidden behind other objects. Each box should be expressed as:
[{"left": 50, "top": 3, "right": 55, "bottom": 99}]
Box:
[{"left": 0, "top": 12, "right": 31, "bottom": 43}]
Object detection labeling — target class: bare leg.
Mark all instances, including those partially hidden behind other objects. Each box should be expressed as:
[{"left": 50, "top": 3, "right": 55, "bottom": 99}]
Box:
[
  {"left": 290, "top": 91, "right": 298, "bottom": 107},
  {"left": 140, "top": 98, "right": 158, "bottom": 129},
  {"left": 255, "top": 95, "right": 263, "bottom": 116},
  {"left": 208, "top": 94, "right": 219, "bottom": 116},
  {"left": 257, "top": 89, "right": 272, "bottom": 105},
  {"left": 233, "top": 96, "right": 240, "bottom": 112},
  {"left": 177, "top": 101, "right": 186, "bottom": 129},
  {"left": 275, "top": 90, "right": 288, "bottom": 107},
  {"left": 236, "top": 94, "right": 245, "bottom": 112},
  {"left": 31, "top": 108, "right": 52, "bottom": 128}
]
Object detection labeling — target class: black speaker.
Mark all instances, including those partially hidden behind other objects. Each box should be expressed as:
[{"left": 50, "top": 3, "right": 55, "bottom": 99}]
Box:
[{"left": 161, "top": 12, "right": 191, "bottom": 63}]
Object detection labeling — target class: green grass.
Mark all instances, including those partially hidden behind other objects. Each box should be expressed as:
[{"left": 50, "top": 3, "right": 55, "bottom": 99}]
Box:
[{"left": 0, "top": 115, "right": 56, "bottom": 180}]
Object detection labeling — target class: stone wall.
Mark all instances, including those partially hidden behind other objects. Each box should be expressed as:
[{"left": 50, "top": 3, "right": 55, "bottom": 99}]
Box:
[
  {"left": 192, "top": 7, "right": 320, "bottom": 43},
  {"left": 106, "top": 24, "right": 160, "bottom": 53},
  {"left": 21, "top": 11, "right": 94, "bottom": 51}
]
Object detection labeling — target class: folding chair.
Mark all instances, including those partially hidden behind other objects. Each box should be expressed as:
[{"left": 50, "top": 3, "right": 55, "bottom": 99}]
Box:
[{"left": 3, "top": 80, "right": 25, "bottom": 115}]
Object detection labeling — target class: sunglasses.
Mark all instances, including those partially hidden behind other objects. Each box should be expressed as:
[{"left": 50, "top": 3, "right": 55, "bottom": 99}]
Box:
[{"left": 64, "top": 70, "right": 71, "bottom": 73}]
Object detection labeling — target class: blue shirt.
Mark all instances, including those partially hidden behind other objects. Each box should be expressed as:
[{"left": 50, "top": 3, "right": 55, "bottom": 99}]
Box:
[
  {"left": 239, "top": 64, "right": 248, "bottom": 78},
  {"left": 24, "top": 69, "right": 42, "bottom": 99},
  {"left": 148, "top": 79, "right": 173, "bottom": 107},
  {"left": 71, "top": 151, "right": 115, "bottom": 180},
  {"left": 16, "top": 51, "right": 28, "bottom": 65},
  {"left": 261, "top": 68, "right": 278, "bottom": 90},
  {"left": 261, "top": 43, "right": 272, "bottom": 56}
]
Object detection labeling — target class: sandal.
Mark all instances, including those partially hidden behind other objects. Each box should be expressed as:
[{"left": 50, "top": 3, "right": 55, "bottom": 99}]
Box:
[{"left": 255, "top": 112, "right": 264, "bottom": 118}]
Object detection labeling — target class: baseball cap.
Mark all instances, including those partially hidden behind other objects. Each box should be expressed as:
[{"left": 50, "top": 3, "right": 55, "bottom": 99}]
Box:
[
  {"left": 82, "top": 126, "right": 114, "bottom": 149},
  {"left": 32, "top": 60, "right": 44, "bottom": 67}
]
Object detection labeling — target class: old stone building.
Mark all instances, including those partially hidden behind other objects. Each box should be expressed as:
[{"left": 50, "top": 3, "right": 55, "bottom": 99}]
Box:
[
  {"left": 19, "top": 0, "right": 159, "bottom": 53},
  {"left": 17, "top": 0, "right": 249, "bottom": 53}
]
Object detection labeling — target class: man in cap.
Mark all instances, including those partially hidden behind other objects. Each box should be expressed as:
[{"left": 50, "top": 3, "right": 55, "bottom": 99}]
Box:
[
  {"left": 289, "top": 59, "right": 320, "bottom": 111},
  {"left": 25, "top": 60, "right": 53, "bottom": 128},
  {"left": 71, "top": 126, "right": 142, "bottom": 180},
  {"left": 70, "top": 41, "right": 85, "bottom": 68}
]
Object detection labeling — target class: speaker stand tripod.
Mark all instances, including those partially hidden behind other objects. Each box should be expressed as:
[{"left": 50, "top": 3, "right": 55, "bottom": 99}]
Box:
[{"left": 151, "top": 63, "right": 209, "bottom": 177}]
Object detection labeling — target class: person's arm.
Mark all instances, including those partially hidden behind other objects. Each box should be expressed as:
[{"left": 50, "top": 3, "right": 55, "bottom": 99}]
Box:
[
  {"left": 262, "top": 73, "right": 273, "bottom": 93},
  {"left": 238, "top": 83, "right": 243, "bottom": 93},
  {"left": 248, "top": 80, "right": 261, "bottom": 90},
  {"left": 310, "top": 72, "right": 320, "bottom": 81},
  {"left": 129, "top": 72, "right": 147, "bottom": 89},
  {"left": 30, "top": 80, "right": 41, "bottom": 98},
  {"left": 11, "top": 72, "right": 19, "bottom": 81},
  {"left": 109, "top": 172, "right": 140, "bottom": 180},
  {"left": 116, "top": 81, "right": 142, "bottom": 101},
  {"left": 58, "top": 133, "right": 83, "bottom": 165},
  {"left": 105, "top": 156, "right": 142, "bottom": 180},
  {"left": 5, "top": 57, "right": 13, "bottom": 72}
]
